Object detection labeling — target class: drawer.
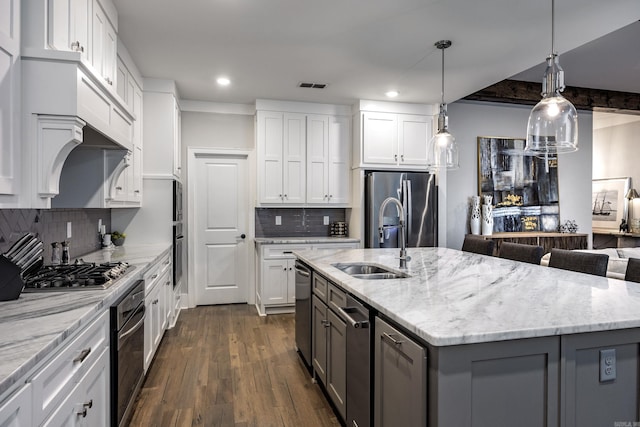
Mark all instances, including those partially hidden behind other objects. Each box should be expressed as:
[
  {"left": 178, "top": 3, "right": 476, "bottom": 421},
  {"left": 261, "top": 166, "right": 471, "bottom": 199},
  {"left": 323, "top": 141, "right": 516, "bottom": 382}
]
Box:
[
  {"left": 262, "top": 244, "right": 312, "bottom": 259},
  {"left": 158, "top": 253, "right": 172, "bottom": 276},
  {"left": 327, "top": 282, "right": 347, "bottom": 314},
  {"left": 30, "top": 310, "right": 110, "bottom": 425},
  {"left": 312, "top": 273, "right": 328, "bottom": 302},
  {"left": 144, "top": 254, "right": 170, "bottom": 291}
]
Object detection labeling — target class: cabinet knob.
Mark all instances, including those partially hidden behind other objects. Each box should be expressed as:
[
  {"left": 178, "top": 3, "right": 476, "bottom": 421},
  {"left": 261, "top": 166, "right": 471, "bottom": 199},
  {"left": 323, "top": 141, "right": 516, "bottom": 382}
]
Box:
[
  {"left": 321, "top": 320, "right": 330, "bottom": 327},
  {"left": 153, "top": 299, "right": 159, "bottom": 304},
  {"left": 329, "top": 195, "right": 333, "bottom": 198},
  {"left": 401, "top": 154, "right": 405, "bottom": 161},
  {"left": 284, "top": 194, "right": 288, "bottom": 199},
  {"left": 394, "top": 154, "right": 398, "bottom": 161},
  {"left": 324, "top": 195, "right": 328, "bottom": 199},
  {"left": 116, "top": 186, "right": 123, "bottom": 190}
]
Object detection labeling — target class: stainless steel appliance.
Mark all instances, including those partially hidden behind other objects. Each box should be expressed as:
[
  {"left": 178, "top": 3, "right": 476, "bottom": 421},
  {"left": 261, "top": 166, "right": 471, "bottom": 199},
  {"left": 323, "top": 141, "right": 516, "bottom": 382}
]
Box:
[
  {"left": 365, "top": 171, "right": 438, "bottom": 248},
  {"left": 110, "top": 280, "right": 145, "bottom": 427},
  {"left": 294, "top": 261, "right": 312, "bottom": 369},
  {"left": 173, "top": 180, "right": 183, "bottom": 288},
  {"left": 22, "top": 261, "right": 133, "bottom": 291},
  {"left": 340, "top": 294, "right": 371, "bottom": 427}
]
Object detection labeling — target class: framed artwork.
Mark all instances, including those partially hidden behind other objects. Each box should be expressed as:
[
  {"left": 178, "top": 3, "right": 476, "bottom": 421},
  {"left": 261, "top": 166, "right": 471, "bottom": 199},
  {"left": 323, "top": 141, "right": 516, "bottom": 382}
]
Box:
[
  {"left": 477, "top": 136, "right": 560, "bottom": 233},
  {"left": 592, "top": 177, "right": 631, "bottom": 230}
]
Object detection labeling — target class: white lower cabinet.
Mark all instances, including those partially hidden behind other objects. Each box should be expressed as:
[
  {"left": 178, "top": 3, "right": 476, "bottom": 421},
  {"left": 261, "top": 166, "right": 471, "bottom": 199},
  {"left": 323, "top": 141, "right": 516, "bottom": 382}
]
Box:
[
  {"left": 0, "top": 383, "right": 32, "bottom": 427},
  {"left": 143, "top": 253, "right": 172, "bottom": 372},
  {"left": 41, "top": 348, "right": 110, "bottom": 427},
  {"left": 30, "top": 311, "right": 109, "bottom": 425},
  {"left": 256, "top": 241, "right": 359, "bottom": 315}
]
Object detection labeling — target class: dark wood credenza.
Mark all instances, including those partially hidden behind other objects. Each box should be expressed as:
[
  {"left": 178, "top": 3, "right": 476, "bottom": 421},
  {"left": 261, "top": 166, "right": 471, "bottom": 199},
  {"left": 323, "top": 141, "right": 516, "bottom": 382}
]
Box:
[{"left": 474, "top": 232, "right": 588, "bottom": 255}]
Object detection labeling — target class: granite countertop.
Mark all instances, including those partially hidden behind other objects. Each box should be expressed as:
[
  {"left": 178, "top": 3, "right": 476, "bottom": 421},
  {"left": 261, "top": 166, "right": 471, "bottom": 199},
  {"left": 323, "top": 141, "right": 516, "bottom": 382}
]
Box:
[
  {"left": 0, "top": 243, "right": 171, "bottom": 398},
  {"left": 294, "top": 247, "right": 640, "bottom": 347},
  {"left": 254, "top": 236, "right": 360, "bottom": 246}
]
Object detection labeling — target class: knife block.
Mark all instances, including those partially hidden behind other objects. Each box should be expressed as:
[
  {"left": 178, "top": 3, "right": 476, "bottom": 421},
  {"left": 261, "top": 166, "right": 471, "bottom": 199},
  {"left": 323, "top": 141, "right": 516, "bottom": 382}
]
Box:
[{"left": 0, "top": 256, "right": 24, "bottom": 301}]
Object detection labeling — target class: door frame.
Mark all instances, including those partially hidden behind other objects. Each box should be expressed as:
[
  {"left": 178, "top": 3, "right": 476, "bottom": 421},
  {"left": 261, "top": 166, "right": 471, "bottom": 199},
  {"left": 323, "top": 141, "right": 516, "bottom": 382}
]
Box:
[{"left": 186, "top": 147, "right": 256, "bottom": 308}]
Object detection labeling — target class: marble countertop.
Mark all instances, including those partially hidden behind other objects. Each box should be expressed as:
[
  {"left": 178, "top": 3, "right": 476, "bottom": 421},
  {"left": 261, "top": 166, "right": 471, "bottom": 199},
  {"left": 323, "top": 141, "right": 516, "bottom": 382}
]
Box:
[
  {"left": 294, "top": 247, "right": 640, "bottom": 347},
  {"left": 0, "top": 243, "right": 171, "bottom": 398},
  {"left": 254, "top": 236, "right": 360, "bottom": 246}
]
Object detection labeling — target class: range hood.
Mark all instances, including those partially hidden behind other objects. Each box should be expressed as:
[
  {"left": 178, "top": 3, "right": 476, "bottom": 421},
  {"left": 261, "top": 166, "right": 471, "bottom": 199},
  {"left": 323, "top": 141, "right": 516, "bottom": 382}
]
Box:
[{"left": 22, "top": 51, "right": 134, "bottom": 208}]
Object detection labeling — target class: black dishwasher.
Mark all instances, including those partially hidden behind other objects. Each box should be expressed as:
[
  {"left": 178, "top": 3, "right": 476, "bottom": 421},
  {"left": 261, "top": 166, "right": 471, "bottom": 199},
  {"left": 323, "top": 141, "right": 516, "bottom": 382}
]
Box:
[{"left": 294, "top": 261, "right": 312, "bottom": 369}]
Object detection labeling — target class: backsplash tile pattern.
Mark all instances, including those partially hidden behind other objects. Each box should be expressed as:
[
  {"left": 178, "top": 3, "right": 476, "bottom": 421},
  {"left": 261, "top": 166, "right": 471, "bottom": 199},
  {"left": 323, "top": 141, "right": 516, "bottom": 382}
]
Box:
[
  {"left": 255, "top": 208, "right": 346, "bottom": 237},
  {"left": 0, "top": 209, "right": 110, "bottom": 263}
]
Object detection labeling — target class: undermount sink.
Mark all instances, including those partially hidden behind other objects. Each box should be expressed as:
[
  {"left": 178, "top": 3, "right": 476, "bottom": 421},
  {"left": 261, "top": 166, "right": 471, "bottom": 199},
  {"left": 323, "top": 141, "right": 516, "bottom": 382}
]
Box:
[{"left": 332, "top": 263, "right": 410, "bottom": 280}]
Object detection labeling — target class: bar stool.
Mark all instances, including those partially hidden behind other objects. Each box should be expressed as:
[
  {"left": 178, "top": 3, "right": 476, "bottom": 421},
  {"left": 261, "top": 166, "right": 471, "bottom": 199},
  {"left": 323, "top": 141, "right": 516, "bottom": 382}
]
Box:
[
  {"left": 498, "top": 241, "right": 544, "bottom": 265},
  {"left": 461, "top": 235, "right": 495, "bottom": 256},
  {"left": 548, "top": 248, "right": 609, "bottom": 277},
  {"left": 624, "top": 257, "right": 640, "bottom": 283}
]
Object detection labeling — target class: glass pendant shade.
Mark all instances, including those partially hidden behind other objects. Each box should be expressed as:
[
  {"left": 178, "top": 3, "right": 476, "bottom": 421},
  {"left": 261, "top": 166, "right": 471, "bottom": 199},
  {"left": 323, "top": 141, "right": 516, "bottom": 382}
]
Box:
[
  {"left": 525, "top": 1, "right": 578, "bottom": 155},
  {"left": 427, "top": 106, "right": 459, "bottom": 169}
]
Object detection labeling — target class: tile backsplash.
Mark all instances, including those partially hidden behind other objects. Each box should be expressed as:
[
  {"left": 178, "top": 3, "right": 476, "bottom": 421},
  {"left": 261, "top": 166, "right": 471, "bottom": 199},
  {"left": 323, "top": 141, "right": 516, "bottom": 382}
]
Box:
[
  {"left": 255, "top": 208, "right": 346, "bottom": 237},
  {"left": 0, "top": 209, "right": 110, "bottom": 263}
]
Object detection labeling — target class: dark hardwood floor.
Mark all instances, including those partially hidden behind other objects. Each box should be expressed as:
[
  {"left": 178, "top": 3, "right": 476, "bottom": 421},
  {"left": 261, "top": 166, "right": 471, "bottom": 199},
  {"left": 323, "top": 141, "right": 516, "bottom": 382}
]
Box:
[{"left": 129, "top": 304, "right": 341, "bottom": 427}]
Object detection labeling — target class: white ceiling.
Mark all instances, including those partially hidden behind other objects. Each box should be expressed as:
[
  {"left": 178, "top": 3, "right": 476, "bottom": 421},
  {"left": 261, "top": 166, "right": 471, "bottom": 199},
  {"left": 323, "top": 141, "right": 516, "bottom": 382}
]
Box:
[{"left": 112, "top": 0, "right": 640, "bottom": 106}]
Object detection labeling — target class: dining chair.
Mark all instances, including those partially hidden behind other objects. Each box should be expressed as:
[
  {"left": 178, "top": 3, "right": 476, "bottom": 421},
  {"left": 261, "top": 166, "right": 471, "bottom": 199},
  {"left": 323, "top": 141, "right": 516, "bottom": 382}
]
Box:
[
  {"left": 548, "top": 248, "right": 609, "bottom": 277},
  {"left": 461, "top": 235, "right": 495, "bottom": 256},
  {"left": 498, "top": 241, "right": 544, "bottom": 265},
  {"left": 624, "top": 257, "right": 640, "bottom": 283}
]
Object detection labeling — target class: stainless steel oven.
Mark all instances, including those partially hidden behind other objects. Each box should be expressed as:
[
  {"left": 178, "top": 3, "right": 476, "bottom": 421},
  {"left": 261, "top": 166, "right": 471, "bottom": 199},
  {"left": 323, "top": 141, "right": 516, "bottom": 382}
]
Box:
[
  {"left": 110, "top": 280, "right": 145, "bottom": 427},
  {"left": 173, "top": 180, "right": 183, "bottom": 288}
]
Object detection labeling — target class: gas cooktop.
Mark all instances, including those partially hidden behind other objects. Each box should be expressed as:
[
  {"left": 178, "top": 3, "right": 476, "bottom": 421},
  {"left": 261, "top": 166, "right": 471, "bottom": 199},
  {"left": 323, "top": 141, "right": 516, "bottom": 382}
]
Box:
[{"left": 22, "top": 260, "right": 133, "bottom": 291}]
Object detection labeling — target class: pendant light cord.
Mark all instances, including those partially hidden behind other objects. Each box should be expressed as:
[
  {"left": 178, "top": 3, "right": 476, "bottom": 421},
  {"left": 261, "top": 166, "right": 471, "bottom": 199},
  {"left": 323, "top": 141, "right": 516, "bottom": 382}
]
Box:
[
  {"left": 441, "top": 46, "right": 445, "bottom": 105},
  {"left": 551, "top": 0, "right": 555, "bottom": 55}
]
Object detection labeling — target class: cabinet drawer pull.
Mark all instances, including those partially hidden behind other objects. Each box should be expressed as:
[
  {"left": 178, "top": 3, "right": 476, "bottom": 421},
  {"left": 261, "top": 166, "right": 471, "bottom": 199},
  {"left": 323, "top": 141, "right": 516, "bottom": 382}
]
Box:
[
  {"left": 153, "top": 299, "right": 159, "bottom": 304},
  {"left": 321, "top": 319, "right": 330, "bottom": 327},
  {"left": 151, "top": 274, "right": 158, "bottom": 280},
  {"left": 283, "top": 251, "right": 293, "bottom": 254},
  {"left": 166, "top": 280, "right": 171, "bottom": 286},
  {"left": 73, "top": 348, "right": 92, "bottom": 364},
  {"left": 382, "top": 332, "right": 403, "bottom": 345},
  {"left": 77, "top": 407, "right": 88, "bottom": 418},
  {"left": 116, "top": 186, "right": 123, "bottom": 190},
  {"left": 83, "top": 400, "right": 93, "bottom": 409}
]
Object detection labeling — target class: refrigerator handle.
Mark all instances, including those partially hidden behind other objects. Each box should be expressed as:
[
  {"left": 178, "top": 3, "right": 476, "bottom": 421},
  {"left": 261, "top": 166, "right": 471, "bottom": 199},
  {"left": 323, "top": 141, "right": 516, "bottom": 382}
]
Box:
[{"left": 403, "top": 180, "right": 412, "bottom": 242}]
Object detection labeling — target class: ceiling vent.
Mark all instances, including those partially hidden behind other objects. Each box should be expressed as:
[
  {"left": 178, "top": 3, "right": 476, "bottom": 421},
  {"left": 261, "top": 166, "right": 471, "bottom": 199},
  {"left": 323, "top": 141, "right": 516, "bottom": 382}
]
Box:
[{"left": 298, "top": 82, "right": 327, "bottom": 89}]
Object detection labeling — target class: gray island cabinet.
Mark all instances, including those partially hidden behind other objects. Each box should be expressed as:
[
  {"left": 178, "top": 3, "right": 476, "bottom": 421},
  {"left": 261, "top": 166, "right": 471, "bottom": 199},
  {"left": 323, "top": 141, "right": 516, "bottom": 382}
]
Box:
[{"left": 294, "top": 247, "right": 640, "bottom": 427}]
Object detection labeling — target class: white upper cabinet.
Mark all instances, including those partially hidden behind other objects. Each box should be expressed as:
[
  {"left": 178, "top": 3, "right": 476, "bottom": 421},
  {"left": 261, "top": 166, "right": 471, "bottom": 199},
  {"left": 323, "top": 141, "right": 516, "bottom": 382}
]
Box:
[
  {"left": 91, "top": 0, "right": 117, "bottom": 87},
  {"left": 143, "top": 80, "right": 181, "bottom": 179},
  {"left": 0, "top": 0, "right": 20, "bottom": 207},
  {"left": 256, "top": 100, "right": 352, "bottom": 207},
  {"left": 361, "top": 112, "right": 431, "bottom": 168},
  {"left": 307, "top": 115, "right": 351, "bottom": 205},
  {"left": 48, "top": 0, "right": 91, "bottom": 62},
  {"left": 257, "top": 111, "right": 306, "bottom": 204}
]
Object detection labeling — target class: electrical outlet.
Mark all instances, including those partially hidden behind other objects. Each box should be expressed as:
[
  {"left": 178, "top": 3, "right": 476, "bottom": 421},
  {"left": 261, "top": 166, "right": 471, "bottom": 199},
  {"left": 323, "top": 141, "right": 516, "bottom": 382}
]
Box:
[
  {"left": 323, "top": 216, "right": 330, "bottom": 225},
  {"left": 600, "top": 348, "right": 616, "bottom": 382},
  {"left": 66, "top": 222, "right": 72, "bottom": 238},
  {"left": 275, "top": 216, "right": 282, "bottom": 226}
]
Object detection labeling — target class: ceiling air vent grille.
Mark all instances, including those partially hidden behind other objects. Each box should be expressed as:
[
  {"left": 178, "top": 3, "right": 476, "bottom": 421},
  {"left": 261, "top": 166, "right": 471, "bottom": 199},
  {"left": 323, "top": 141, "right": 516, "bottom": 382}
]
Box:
[{"left": 298, "top": 82, "right": 327, "bottom": 89}]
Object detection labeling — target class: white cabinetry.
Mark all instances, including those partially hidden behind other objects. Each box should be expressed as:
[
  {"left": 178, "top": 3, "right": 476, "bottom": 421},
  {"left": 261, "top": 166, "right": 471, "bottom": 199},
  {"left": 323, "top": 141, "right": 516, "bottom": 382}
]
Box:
[
  {"left": 256, "top": 241, "right": 359, "bottom": 315},
  {"left": 0, "top": 0, "right": 20, "bottom": 206},
  {"left": 30, "top": 311, "right": 110, "bottom": 426},
  {"left": 143, "top": 82, "right": 181, "bottom": 179},
  {"left": 361, "top": 112, "right": 431, "bottom": 168},
  {"left": 0, "top": 383, "right": 31, "bottom": 427},
  {"left": 144, "top": 253, "right": 172, "bottom": 372},
  {"left": 91, "top": 0, "right": 117, "bottom": 88},
  {"left": 307, "top": 115, "right": 351, "bottom": 205},
  {"left": 41, "top": 348, "right": 110, "bottom": 427},
  {"left": 257, "top": 111, "right": 306, "bottom": 204},
  {"left": 48, "top": 0, "right": 91, "bottom": 62}
]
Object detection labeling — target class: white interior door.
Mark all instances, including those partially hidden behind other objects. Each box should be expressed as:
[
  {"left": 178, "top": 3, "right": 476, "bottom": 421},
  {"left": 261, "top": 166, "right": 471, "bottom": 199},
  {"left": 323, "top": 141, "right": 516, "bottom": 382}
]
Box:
[{"left": 193, "top": 154, "right": 249, "bottom": 305}]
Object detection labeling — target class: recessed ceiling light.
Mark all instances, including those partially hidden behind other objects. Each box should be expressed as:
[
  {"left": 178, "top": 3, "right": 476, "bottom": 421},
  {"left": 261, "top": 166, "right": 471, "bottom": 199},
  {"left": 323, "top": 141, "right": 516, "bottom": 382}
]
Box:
[
  {"left": 216, "top": 77, "right": 231, "bottom": 86},
  {"left": 385, "top": 90, "right": 399, "bottom": 98}
]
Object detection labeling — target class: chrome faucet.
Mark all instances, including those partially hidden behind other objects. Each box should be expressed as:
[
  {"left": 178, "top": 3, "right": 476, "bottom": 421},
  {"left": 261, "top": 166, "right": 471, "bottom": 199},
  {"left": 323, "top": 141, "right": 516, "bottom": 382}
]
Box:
[{"left": 378, "top": 197, "right": 411, "bottom": 269}]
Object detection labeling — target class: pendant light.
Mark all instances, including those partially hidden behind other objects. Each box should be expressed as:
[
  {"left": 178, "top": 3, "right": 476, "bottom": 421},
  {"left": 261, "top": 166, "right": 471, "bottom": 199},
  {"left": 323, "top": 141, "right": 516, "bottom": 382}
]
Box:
[
  {"left": 525, "top": 0, "right": 578, "bottom": 155},
  {"left": 427, "top": 40, "right": 459, "bottom": 170}
]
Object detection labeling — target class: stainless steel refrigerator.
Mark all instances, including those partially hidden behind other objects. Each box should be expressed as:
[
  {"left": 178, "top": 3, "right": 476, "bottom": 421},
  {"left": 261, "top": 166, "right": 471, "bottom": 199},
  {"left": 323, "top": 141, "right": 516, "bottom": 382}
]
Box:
[{"left": 365, "top": 171, "right": 437, "bottom": 248}]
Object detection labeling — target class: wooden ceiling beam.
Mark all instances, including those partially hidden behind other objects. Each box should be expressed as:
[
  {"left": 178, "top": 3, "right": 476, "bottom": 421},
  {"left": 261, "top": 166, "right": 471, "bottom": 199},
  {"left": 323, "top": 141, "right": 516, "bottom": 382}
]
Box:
[{"left": 463, "top": 80, "right": 640, "bottom": 114}]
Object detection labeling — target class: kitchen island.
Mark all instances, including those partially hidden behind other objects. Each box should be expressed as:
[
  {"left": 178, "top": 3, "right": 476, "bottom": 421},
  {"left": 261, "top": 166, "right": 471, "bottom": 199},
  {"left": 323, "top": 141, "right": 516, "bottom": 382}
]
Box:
[{"left": 296, "top": 247, "right": 640, "bottom": 427}]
